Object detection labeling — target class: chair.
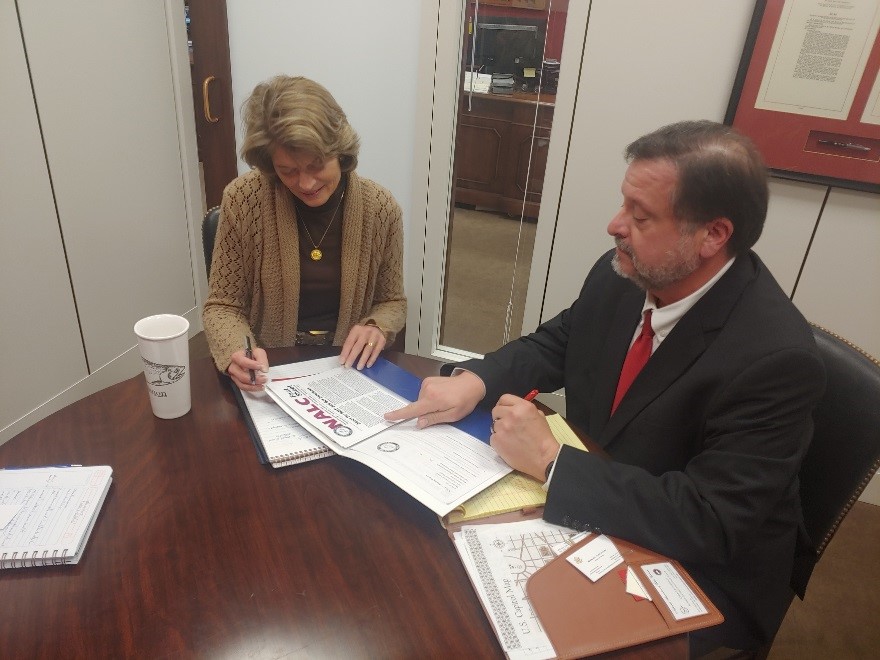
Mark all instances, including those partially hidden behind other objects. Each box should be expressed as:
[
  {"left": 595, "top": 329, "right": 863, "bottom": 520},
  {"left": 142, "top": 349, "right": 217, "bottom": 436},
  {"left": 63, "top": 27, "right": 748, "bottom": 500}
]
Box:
[
  {"left": 727, "top": 324, "right": 880, "bottom": 659},
  {"left": 791, "top": 324, "right": 880, "bottom": 594},
  {"left": 202, "top": 206, "right": 221, "bottom": 277}
]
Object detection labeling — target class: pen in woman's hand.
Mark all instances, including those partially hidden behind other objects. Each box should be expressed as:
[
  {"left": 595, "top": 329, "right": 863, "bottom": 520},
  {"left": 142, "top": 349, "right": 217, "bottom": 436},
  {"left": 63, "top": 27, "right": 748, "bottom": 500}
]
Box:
[{"left": 245, "top": 336, "right": 257, "bottom": 385}]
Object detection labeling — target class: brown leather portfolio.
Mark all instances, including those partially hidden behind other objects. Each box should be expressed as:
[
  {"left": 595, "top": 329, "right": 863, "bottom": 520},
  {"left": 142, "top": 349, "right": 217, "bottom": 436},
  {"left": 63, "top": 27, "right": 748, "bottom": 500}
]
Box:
[
  {"left": 526, "top": 535, "right": 724, "bottom": 658},
  {"left": 449, "top": 509, "right": 722, "bottom": 658}
]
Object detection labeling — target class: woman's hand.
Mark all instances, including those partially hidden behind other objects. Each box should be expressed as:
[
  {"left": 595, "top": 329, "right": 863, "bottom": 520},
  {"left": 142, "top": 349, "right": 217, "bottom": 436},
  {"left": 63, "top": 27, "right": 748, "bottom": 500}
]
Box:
[
  {"left": 339, "top": 324, "right": 387, "bottom": 370},
  {"left": 226, "top": 346, "right": 269, "bottom": 391}
]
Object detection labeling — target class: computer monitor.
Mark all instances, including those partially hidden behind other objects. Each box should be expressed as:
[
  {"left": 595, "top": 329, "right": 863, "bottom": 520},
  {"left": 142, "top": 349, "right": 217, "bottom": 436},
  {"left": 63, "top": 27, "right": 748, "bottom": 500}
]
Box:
[{"left": 474, "top": 19, "right": 546, "bottom": 77}]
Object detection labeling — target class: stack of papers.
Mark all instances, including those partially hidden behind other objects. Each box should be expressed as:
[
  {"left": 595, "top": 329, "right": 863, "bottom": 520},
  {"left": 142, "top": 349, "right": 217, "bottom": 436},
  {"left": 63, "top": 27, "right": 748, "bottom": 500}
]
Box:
[
  {"left": 452, "top": 518, "right": 585, "bottom": 660},
  {"left": 0, "top": 465, "right": 112, "bottom": 569},
  {"left": 464, "top": 71, "right": 492, "bottom": 93},
  {"left": 491, "top": 73, "right": 515, "bottom": 95},
  {"left": 264, "top": 359, "right": 512, "bottom": 516}
]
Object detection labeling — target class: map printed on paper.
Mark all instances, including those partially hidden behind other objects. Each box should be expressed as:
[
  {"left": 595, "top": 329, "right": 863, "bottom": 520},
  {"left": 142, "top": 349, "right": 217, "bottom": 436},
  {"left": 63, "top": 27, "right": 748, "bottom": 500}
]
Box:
[{"left": 456, "top": 519, "right": 585, "bottom": 660}]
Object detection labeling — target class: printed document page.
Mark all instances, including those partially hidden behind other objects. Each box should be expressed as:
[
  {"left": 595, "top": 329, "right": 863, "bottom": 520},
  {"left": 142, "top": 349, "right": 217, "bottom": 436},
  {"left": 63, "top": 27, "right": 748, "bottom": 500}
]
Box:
[
  {"left": 453, "top": 518, "right": 584, "bottom": 660},
  {"left": 264, "top": 362, "right": 511, "bottom": 516},
  {"left": 335, "top": 419, "right": 511, "bottom": 516},
  {"left": 266, "top": 366, "right": 408, "bottom": 448},
  {"left": 239, "top": 357, "right": 341, "bottom": 461}
]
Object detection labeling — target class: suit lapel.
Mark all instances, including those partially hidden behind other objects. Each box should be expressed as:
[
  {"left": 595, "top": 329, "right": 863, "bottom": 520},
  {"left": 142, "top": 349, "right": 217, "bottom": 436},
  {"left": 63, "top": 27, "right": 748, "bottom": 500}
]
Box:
[{"left": 597, "top": 255, "right": 758, "bottom": 445}]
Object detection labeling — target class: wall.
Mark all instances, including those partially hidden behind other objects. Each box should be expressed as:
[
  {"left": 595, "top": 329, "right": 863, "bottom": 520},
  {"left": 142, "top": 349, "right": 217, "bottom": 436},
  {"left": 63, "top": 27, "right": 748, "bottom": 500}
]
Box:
[
  {"left": 524, "top": 0, "right": 879, "bottom": 503},
  {"left": 528, "top": 1, "right": 879, "bottom": 356},
  {"left": 225, "top": 0, "right": 422, "bottom": 282},
  {"left": 0, "top": 0, "right": 203, "bottom": 446}
]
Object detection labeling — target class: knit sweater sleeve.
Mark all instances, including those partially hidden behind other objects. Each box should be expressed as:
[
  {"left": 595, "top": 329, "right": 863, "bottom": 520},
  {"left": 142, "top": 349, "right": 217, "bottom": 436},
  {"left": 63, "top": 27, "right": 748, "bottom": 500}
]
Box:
[
  {"left": 359, "top": 186, "right": 407, "bottom": 341},
  {"left": 202, "top": 175, "right": 261, "bottom": 372}
]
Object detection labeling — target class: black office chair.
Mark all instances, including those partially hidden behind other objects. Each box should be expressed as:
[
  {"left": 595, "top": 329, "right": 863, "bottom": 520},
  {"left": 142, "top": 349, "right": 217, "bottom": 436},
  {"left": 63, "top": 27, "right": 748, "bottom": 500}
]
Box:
[
  {"left": 727, "top": 323, "right": 880, "bottom": 659},
  {"left": 202, "top": 206, "right": 221, "bottom": 277},
  {"left": 791, "top": 324, "right": 880, "bottom": 594}
]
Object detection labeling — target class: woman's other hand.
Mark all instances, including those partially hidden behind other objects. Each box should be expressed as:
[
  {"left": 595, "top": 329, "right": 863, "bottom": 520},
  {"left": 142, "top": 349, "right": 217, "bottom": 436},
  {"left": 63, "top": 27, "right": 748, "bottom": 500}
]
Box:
[
  {"left": 227, "top": 347, "right": 269, "bottom": 391},
  {"left": 339, "top": 323, "right": 387, "bottom": 370}
]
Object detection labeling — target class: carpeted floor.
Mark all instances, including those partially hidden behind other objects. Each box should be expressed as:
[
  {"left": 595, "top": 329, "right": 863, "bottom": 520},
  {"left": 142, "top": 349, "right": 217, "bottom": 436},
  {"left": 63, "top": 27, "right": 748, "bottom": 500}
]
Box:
[
  {"left": 190, "top": 204, "right": 880, "bottom": 658},
  {"left": 440, "top": 207, "right": 536, "bottom": 355}
]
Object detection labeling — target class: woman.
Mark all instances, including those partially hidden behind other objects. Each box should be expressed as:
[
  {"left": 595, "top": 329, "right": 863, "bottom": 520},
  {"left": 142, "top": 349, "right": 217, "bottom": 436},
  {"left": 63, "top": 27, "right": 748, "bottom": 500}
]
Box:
[{"left": 203, "top": 75, "right": 406, "bottom": 390}]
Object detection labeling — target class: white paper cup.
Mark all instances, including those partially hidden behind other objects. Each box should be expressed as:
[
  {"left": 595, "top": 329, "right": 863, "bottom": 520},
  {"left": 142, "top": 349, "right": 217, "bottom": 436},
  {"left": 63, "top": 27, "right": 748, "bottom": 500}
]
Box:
[{"left": 133, "top": 314, "right": 191, "bottom": 419}]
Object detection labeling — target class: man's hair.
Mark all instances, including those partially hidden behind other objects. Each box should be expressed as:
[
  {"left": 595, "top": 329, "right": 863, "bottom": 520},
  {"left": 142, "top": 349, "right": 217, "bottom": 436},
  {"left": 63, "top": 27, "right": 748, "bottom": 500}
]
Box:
[
  {"left": 240, "top": 75, "right": 360, "bottom": 179},
  {"left": 625, "top": 120, "right": 769, "bottom": 255}
]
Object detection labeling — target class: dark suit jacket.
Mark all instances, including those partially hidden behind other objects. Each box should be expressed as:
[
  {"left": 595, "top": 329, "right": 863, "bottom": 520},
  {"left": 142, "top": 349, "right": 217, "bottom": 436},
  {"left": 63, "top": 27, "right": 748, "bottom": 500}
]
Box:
[{"left": 459, "top": 250, "right": 825, "bottom": 647}]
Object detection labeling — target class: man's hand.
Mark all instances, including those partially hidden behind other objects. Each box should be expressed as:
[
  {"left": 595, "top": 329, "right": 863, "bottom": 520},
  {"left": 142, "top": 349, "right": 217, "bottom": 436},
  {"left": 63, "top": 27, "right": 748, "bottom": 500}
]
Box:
[
  {"left": 490, "top": 393, "right": 559, "bottom": 481},
  {"left": 227, "top": 347, "right": 269, "bottom": 391},
  {"left": 384, "top": 370, "right": 486, "bottom": 428}
]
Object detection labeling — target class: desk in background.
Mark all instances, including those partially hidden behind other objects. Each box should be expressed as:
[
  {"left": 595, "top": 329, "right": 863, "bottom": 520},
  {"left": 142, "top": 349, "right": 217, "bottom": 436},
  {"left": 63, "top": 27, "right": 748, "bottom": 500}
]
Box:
[
  {"left": 455, "top": 90, "right": 555, "bottom": 219},
  {"left": 0, "top": 348, "right": 686, "bottom": 658}
]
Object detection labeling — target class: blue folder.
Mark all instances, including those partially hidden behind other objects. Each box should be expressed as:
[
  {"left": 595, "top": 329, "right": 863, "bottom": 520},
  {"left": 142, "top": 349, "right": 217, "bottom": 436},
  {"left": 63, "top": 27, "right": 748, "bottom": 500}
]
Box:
[{"left": 362, "top": 357, "right": 493, "bottom": 443}]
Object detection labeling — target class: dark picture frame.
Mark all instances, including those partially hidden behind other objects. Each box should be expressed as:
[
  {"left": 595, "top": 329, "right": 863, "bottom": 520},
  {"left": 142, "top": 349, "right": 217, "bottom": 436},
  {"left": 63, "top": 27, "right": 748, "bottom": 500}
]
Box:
[{"left": 725, "top": 0, "right": 880, "bottom": 193}]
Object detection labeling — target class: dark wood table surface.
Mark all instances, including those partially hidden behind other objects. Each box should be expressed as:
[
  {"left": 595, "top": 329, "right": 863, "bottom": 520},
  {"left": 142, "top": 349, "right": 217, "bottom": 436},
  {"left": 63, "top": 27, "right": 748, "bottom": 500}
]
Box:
[{"left": 0, "top": 347, "right": 686, "bottom": 659}]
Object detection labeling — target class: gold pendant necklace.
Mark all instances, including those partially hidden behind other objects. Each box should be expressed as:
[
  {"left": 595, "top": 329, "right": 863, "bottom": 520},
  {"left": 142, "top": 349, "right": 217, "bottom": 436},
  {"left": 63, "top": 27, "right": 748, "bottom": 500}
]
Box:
[{"left": 299, "top": 186, "right": 345, "bottom": 261}]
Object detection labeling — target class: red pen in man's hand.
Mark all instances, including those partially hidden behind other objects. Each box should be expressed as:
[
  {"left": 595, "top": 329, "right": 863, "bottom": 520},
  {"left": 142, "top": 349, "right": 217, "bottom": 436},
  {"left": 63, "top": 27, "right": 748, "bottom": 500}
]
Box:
[{"left": 524, "top": 389, "right": 539, "bottom": 402}]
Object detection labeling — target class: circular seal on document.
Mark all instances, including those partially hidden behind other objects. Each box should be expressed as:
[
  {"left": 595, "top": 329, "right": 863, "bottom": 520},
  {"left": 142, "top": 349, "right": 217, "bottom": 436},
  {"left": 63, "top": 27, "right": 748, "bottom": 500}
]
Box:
[
  {"left": 377, "top": 442, "right": 399, "bottom": 452},
  {"left": 334, "top": 426, "right": 353, "bottom": 437}
]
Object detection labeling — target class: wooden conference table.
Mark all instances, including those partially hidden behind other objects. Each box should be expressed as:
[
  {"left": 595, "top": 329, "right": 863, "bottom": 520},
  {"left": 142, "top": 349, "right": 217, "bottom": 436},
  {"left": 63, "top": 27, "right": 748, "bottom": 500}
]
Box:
[{"left": 0, "top": 347, "right": 687, "bottom": 659}]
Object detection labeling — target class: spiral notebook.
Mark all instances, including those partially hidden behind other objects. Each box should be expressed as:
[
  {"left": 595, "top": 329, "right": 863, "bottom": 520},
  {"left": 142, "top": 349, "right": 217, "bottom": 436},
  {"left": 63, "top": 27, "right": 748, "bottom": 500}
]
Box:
[
  {"left": 233, "top": 357, "right": 340, "bottom": 468},
  {"left": 0, "top": 465, "right": 113, "bottom": 569}
]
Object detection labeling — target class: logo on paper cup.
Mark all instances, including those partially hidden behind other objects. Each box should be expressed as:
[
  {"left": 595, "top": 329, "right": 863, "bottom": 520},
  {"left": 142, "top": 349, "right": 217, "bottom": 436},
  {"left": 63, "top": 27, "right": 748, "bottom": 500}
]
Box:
[{"left": 141, "top": 357, "right": 186, "bottom": 386}]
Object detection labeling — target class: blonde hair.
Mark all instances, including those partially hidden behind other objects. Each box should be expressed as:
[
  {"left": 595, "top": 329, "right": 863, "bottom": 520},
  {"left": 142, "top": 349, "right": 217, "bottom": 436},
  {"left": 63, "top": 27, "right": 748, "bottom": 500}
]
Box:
[{"left": 240, "top": 76, "right": 360, "bottom": 178}]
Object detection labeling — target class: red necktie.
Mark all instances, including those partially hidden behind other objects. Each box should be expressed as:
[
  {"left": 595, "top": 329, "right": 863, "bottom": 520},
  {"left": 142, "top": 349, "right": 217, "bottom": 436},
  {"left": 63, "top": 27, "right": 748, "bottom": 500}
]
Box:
[{"left": 611, "top": 310, "right": 654, "bottom": 415}]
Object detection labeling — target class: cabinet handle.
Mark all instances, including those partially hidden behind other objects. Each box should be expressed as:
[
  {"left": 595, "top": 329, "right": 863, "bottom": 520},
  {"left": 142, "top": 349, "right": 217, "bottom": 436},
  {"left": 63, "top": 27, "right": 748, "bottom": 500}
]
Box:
[{"left": 202, "top": 76, "right": 219, "bottom": 123}]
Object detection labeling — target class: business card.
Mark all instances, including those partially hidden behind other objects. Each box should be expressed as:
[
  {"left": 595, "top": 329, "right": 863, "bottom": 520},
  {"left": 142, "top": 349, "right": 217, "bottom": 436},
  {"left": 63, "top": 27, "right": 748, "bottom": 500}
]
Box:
[
  {"left": 566, "top": 534, "right": 623, "bottom": 582},
  {"left": 640, "top": 562, "right": 708, "bottom": 620}
]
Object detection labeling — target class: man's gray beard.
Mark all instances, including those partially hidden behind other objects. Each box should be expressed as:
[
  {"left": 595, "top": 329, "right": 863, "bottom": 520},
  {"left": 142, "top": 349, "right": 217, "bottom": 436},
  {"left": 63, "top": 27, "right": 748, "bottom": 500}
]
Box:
[{"left": 611, "top": 237, "right": 700, "bottom": 291}]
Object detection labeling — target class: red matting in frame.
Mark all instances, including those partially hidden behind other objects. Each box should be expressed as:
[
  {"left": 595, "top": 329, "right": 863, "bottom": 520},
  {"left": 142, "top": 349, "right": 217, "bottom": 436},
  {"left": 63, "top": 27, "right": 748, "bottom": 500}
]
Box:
[{"left": 726, "top": 0, "right": 880, "bottom": 193}]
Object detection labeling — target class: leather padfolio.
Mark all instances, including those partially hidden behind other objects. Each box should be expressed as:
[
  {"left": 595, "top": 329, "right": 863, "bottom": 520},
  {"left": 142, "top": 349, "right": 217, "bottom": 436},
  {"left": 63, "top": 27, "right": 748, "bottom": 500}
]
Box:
[{"left": 526, "top": 536, "right": 724, "bottom": 658}]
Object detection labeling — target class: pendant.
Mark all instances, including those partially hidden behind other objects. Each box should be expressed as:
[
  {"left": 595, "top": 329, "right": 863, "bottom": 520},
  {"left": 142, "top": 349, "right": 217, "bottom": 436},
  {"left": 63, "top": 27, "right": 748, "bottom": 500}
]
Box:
[{"left": 310, "top": 248, "right": 323, "bottom": 261}]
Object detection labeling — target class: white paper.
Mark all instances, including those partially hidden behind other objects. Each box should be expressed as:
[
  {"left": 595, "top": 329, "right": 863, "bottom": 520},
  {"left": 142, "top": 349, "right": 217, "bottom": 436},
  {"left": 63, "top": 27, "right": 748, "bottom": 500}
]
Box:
[
  {"left": 0, "top": 504, "right": 22, "bottom": 530},
  {"left": 332, "top": 419, "right": 511, "bottom": 515},
  {"left": 755, "top": 0, "right": 880, "bottom": 119},
  {"left": 266, "top": 366, "right": 408, "bottom": 448},
  {"left": 640, "top": 562, "right": 708, "bottom": 621},
  {"left": 626, "top": 566, "right": 652, "bottom": 601},
  {"left": 565, "top": 534, "right": 623, "bottom": 582},
  {"left": 464, "top": 71, "right": 492, "bottom": 93},
  {"left": 264, "top": 359, "right": 511, "bottom": 516},
  {"left": 239, "top": 358, "right": 341, "bottom": 465},
  {"left": 454, "top": 519, "right": 581, "bottom": 660},
  {"left": 0, "top": 465, "right": 113, "bottom": 567},
  {"left": 861, "top": 67, "right": 880, "bottom": 125}
]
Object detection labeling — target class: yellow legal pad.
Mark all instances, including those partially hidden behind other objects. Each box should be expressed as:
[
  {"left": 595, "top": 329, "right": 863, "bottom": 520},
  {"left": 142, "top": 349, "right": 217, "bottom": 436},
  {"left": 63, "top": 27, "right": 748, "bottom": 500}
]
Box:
[{"left": 443, "top": 414, "right": 587, "bottom": 526}]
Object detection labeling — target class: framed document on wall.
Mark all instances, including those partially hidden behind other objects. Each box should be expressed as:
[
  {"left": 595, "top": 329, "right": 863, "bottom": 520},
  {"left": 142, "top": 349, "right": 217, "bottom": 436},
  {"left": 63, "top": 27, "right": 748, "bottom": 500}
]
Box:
[{"left": 726, "top": 0, "right": 880, "bottom": 192}]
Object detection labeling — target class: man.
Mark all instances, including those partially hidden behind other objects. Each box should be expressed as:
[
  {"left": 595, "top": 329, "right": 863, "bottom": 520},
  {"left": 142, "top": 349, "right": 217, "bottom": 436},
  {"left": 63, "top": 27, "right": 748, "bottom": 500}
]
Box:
[{"left": 387, "top": 120, "right": 826, "bottom": 653}]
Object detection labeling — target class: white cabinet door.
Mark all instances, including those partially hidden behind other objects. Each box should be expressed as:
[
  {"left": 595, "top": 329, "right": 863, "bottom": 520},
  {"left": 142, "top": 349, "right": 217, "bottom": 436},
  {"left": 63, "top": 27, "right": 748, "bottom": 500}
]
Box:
[
  {"left": 0, "top": 0, "right": 88, "bottom": 433},
  {"left": 18, "top": 0, "right": 196, "bottom": 370}
]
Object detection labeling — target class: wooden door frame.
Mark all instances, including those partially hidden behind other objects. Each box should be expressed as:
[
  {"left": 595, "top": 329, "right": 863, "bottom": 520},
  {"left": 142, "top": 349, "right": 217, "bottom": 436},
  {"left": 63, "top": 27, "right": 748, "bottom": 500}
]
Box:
[{"left": 186, "top": 0, "right": 238, "bottom": 211}]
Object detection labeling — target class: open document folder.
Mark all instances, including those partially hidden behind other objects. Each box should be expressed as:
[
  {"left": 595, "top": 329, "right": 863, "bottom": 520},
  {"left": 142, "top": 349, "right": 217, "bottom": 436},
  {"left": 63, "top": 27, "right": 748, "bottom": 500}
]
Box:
[
  {"left": 449, "top": 513, "right": 723, "bottom": 660},
  {"left": 265, "top": 357, "right": 512, "bottom": 516}
]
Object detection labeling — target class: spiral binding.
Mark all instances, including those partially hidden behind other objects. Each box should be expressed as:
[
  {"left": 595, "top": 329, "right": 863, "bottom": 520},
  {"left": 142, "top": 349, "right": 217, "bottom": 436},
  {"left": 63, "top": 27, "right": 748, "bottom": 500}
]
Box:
[
  {"left": 272, "top": 446, "right": 334, "bottom": 468},
  {"left": 1, "top": 548, "right": 70, "bottom": 570}
]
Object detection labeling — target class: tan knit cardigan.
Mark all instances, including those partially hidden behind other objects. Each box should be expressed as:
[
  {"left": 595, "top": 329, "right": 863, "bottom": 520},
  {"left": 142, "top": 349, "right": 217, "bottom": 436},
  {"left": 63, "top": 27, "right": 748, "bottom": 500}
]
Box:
[{"left": 203, "top": 170, "right": 407, "bottom": 371}]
